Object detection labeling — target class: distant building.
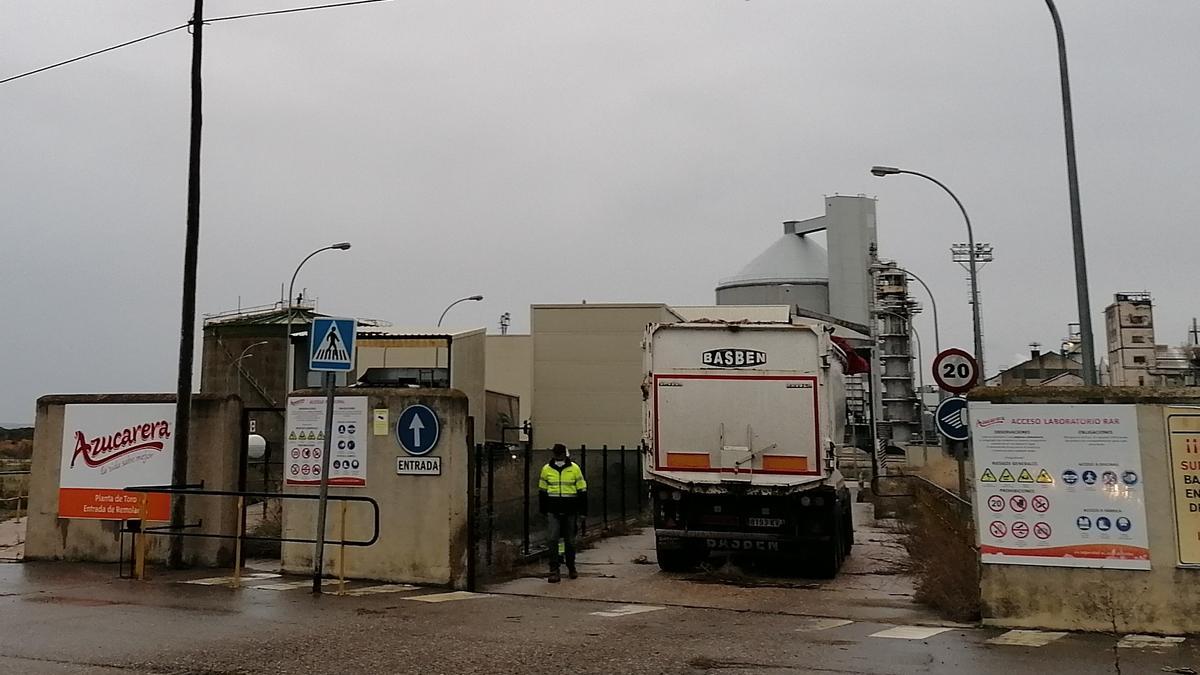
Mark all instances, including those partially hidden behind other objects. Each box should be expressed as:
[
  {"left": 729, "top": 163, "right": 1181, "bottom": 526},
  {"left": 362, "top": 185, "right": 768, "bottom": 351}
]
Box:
[
  {"left": 1104, "top": 292, "right": 1200, "bottom": 387},
  {"left": 985, "top": 346, "right": 1083, "bottom": 387}
]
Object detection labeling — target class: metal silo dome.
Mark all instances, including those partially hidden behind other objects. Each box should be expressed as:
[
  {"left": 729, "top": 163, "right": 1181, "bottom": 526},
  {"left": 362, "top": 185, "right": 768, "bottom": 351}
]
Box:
[{"left": 715, "top": 222, "right": 831, "bottom": 315}]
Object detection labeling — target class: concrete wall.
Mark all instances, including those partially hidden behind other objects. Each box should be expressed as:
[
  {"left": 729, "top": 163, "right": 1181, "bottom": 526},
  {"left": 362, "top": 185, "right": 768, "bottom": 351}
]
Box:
[
  {"left": 451, "top": 330, "right": 487, "bottom": 445},
  {"left": 485, "top": 334, "right": 532, "bottom": 436},
  {"left": 25, "top": 394, "right": 243, "bottom": 566},
  {"left": 972, "top": 387, "right": 1200, "bottom": 634},
  {"left": 280, "top": 389, "right": 470, "bottom": 588},
  {"left": 531, "top": 304, "right": 676, "bottom": 448}
]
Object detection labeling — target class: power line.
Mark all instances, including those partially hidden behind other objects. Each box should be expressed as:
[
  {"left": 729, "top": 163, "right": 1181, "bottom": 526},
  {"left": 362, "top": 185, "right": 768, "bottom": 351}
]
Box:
[
  {"left": 1, "top": 0, "right": 394, "bottom": 86},
  {"left": 0, "top": 24, "right": 188, "bottom": 85},
  {"left": 208, "top": 0, "right": 393, "bottom": 24}
]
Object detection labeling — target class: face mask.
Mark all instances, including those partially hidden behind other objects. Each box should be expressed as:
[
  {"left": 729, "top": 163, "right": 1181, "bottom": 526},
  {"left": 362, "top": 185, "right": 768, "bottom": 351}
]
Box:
[{"left": 552, "top": 459, "right": 566, "bottom": 468}]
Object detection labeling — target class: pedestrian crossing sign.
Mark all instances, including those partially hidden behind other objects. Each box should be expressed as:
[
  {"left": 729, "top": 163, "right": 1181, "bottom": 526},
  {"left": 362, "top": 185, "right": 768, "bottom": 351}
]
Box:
[{"left": 309, "top": 317, "right": 357, "bottom": 372}]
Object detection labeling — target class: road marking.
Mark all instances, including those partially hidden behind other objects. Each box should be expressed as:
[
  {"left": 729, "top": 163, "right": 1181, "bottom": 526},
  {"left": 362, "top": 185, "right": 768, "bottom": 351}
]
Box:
[
  {"left": 869, "top": 626, "right": 952, "bottom": 640},
  {"left": 986, "top": 630, "right": 1068, "bottom": 647},
  {"left": 590, "top": 604, "right": 666, "bottom": 618},
  {"left": 404, "top": 591, "right": 491, "bottom": 603},
  {"left": 341, "top": 584, "right": 418, "bottom": 596},
  {"left": 794, "top": 618, "right": 853, "bottom": 632},
  {"left": 252, "top": 579, "right": 339, "bottom": 591},
  {"left": 1117, "top": 634, "right": 1185, "bottom": 649},
  {"left": 182, "top": 573, "right": 280, "bottom": 585}
]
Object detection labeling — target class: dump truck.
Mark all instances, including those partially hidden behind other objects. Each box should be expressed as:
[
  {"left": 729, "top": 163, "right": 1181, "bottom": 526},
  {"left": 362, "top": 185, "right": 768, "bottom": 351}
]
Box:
[{"left": 642, "top": 319, "right": 855, "bottom": 577}]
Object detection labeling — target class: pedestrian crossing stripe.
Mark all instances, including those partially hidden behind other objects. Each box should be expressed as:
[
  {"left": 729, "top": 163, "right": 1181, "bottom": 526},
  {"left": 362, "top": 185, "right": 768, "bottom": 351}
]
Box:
[
  {"left": 1018, "top": 468, "right": 1035, "bottom": 483},
  {"left": 987, "top": 630, "right": 1068, "bottom": 647},
  {"left": 980, "top": 469, "right": 997, "bottom": 482},
  {"left": 1036, "top": 469, "right": 1054, "bottom": 484},
  {"left": 404, "top": 591, "right": 491, "bottom": 603},
  {"left": 999, "top": 469, "right": 1015, "bottom": 482}
]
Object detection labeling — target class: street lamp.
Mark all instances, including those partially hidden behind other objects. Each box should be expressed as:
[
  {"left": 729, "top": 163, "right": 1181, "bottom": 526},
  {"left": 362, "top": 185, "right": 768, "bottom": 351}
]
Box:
[
  {"left": 229, "top": 341, "right": 269, "bottom": 401},
  {"left": 284, "top": 243, "right": 352, "bottom": 395},
  {"left": 871, "top": 166, "right": 985, "bottom": 378},
  {"left": 437, "top": 295, "right": 484, "bottom": 328},
  {"left": 1043, "top": 0, "right": 1097, "bottom": 385}
]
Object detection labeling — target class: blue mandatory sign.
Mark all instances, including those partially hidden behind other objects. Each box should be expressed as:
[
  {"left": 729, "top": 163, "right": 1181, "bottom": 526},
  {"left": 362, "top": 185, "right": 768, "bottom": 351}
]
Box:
[
  {"left": 396, "top": 404, "right": 440, "bottom": 456},
  {"left": 1062, "top": 470, "right": 1079, "bottom": 485},
  {"left": 309, "top": 317, "right": 357, "bottom": 372},
  {"left": 1122, "top": 470, "right": 1139, "bottom": 486},
  {"left": 1096, "top": 517, "right": 1112, "bottom": 532},
  {"left": 1076, "top": 516, "right": 1092, "bottom": 531},
  {"left": 935, "top": 397, "right": 970, "bottom": 442},
  {"left": 1116, "top": 517, "right": 1132, "bottom": 532},
  {"left": 1082, "top": 470, "right": 1098, "bottom": 485}
]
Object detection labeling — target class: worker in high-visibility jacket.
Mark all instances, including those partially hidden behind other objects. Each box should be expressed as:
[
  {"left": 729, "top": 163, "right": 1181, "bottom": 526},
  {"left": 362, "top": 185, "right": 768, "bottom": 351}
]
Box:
[{"left": 539, "top": 443, "right": 588, "bottom": 583}]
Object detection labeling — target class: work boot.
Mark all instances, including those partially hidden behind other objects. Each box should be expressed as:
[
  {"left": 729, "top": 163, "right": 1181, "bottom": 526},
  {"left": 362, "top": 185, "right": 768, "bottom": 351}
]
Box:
[
  {"left": 567, "top": 566, "right": 578, "bottom": 580},
  {"left": 548, "top": 570, "right": 561, "bottom": 583}
]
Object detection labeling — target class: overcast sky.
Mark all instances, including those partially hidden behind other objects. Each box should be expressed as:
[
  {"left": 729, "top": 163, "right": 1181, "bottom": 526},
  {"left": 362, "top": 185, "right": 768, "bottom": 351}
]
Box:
[{"left": 3, "top": 1, "right": 1198, "bottom": 422}]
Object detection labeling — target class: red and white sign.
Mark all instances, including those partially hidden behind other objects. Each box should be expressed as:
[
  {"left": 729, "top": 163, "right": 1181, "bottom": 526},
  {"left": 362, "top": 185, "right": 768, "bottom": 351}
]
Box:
[
  {"left": 58, "top": 404, "right": 174, "bottom": 521},
  {"left": 286, "top": 396, "right": 368, "bottom": 487},
  {"left": 1011, "top": 521, "right": 1030, "bottom": 539},
  {"left": 932, "top": 348, "right": 979, "bottom": 394}
]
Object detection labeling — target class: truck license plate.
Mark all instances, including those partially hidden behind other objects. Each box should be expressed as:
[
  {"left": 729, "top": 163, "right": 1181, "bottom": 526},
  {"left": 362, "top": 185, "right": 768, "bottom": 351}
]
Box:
[
  {"left": 705, "top": 538, "right": 780, "bottom": 552},
  {"left": 747, "top": 517, "right": 785, "bottom": 528}
]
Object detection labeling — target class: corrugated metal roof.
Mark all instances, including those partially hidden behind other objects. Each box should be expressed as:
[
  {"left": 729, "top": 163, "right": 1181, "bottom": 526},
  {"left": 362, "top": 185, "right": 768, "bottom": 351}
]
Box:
[{"left": 356, "top": 327, "right": 486, "bottom": 340}]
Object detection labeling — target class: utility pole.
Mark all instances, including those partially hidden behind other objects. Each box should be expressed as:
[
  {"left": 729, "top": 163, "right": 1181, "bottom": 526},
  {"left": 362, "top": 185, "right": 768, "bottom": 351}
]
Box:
[{"left": 169, "top": 0, "right": 204, "bottom": 568}]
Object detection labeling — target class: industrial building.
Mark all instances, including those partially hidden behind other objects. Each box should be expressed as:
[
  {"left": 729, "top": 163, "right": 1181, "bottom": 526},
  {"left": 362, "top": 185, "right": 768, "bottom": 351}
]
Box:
[
  {"left": 200, "top": 194, "right": 927, "bottom": 479},
  {"left": 1104, "top": 292, "right": 1200, "bottom": 387}
]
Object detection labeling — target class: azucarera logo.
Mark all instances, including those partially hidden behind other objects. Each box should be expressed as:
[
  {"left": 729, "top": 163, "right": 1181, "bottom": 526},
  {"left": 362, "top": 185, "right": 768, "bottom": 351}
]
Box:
[
  {"left": 71, "top": 421, "right": 171, "bottom": 468},
  {"left": 701, "top": 349, "right": 767, "bottom": 368}
]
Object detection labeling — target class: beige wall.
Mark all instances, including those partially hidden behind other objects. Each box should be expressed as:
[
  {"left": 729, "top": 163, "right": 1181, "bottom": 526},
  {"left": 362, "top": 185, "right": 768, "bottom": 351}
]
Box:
[
  {"left": 25, "top": 394, "right": 242, "bottom": 566},
  {"left": 281, "top": 389, "right": 470, "bottom": 588},
  {"left": 450, "top": 330, "right": 487, "bottom": 444},
  {"left": 531, "top": 304, "right": 676, "bottom": 449},
  {"left": 486, "top": 335, "right": 532, "bottom": 437},
  {"left": 972, "top": 388, "right": 1200, "bottom": 634}
]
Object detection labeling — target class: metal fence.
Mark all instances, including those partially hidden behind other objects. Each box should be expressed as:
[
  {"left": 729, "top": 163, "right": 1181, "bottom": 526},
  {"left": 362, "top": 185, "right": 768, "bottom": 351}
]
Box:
[{"left": 472, "top": 444, "right": 647, "bottom": 575}]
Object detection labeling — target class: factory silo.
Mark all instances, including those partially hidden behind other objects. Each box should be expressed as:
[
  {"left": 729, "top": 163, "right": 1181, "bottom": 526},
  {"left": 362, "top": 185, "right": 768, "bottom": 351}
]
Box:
[{"left": 715, "top": 220, "right": 831, "bottom": 315}]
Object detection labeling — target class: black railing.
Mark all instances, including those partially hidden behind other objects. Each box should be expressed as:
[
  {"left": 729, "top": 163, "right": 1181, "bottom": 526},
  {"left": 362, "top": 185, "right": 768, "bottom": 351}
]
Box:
[{"left": 472, "top": 444, "right": 648, "bottom": 572}]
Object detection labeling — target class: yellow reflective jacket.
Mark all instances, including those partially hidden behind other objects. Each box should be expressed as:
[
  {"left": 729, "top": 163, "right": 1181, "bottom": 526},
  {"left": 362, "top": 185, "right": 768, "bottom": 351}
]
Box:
[{"left": 539, "top": 461, "right": 588, "bottom": 514}]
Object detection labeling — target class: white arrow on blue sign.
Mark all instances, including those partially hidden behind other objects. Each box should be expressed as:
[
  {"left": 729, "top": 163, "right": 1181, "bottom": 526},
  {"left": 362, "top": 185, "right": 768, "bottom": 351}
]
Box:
[
  {"left": 935, "top": 397, "right": 970, "bottom": 442},
  {"left": 396, "top": 404, "right": 440, "bottom": 456},
  {"left": 309, "top": 317, "right": 357, "bottom": 372}
]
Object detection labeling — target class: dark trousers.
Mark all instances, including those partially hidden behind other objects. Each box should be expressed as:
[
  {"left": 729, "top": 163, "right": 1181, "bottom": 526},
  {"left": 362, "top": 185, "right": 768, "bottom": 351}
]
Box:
[{"left": 546, "top": 513, "right": 577, "bottom": 571}]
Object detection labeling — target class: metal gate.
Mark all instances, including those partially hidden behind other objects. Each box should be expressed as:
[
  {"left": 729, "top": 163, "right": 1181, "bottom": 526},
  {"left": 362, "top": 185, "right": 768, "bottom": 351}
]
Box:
[{"left": 239, "top": 406, "right": 286, "bottom": 557}]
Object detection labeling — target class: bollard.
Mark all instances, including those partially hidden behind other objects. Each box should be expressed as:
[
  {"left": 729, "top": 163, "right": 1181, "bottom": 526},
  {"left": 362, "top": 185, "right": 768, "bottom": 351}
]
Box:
[
  {"left": 338, "top": 499, "right": 348, "bottom": 596},
  {"left": 134, "top": 493, "right": 148, "bottom": 580},
  {"left": 233, "top": 496, "right": 244, "bottom": 588}
]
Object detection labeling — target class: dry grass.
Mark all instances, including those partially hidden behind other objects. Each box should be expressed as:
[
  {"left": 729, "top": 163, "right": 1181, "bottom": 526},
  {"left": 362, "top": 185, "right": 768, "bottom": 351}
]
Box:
[{"left": 901, "top": 480, "right": 981, "bottom": 622}]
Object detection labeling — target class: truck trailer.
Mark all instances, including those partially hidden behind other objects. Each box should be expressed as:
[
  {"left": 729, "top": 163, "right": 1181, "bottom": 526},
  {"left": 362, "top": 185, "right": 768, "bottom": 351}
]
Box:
[{"left": 642, "top": 319, "right": 854, "bottom": 577}]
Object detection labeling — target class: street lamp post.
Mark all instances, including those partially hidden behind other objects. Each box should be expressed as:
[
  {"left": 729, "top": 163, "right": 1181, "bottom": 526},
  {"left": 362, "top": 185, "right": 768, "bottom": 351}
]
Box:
[
  {"left": 283, "top": 243, "right": 351, "bottom": 396},
  {"left": 229, "top": 341, "right": 269, "bottom": 402},
  {"left": 1043, "top": 0, "right": 1097, "bottom": 385},
  {"left": 435, "top": 295, "right": 483, "bottom": 371},
  {"left": 871, "top": 166, "right": 985, "bottom": 378},
  {"left": 437, "top": 295, "right": 484, "bottom": 328}
]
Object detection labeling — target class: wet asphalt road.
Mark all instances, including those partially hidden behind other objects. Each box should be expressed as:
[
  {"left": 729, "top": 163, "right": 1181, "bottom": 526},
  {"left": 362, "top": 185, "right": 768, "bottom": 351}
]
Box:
[{"left": 2, "top": 508, "right": 1198, "bottom": 674}]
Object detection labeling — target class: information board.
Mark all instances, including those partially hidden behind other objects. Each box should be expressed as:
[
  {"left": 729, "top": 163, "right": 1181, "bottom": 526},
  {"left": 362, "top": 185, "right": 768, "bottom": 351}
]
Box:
[
  {"left": 286, "top": 396, "right": 368, "bottom": 487},
  {"left": 1165, "top": 407, "right": 1200, "bottom": 566},
  {"left": 58, "top": 404, "right": 174, "bottom": 521},
  {"left": 970, "top": 402, "right": 1150, "bottom": 570}
]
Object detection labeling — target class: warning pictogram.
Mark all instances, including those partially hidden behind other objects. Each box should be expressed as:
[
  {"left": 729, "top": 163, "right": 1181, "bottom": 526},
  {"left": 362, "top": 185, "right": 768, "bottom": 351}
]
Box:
[
  {"left": 1018, "top": 468, "right": 1035, "bottom": 483},
  {"left": 1033, "top": 522, "right": 1052, "bottom": 540},
  {"left": 1009, "top": 495, "right": 1027, "bottom": 512},
  {"left": 980, "top": 468, "right": 997, "bottom": 482},
  {"left": 1011, "top": 521, "right": 1030, "bottom": 539},
  {"left": 989, "top": 521, "right": 1008, "bottom": 538},
  {"left": 999, "top": 468, "right": 1016, "bottom": 482},
  {"left": 1031, "top": 495, "right": 1050, "bottom": 513},
  {"left": 288, "top": 431, "right": 297, "bottom": 441},
  {"left": 1036, "top": 469, "right": 1054, "bottom": 484}
]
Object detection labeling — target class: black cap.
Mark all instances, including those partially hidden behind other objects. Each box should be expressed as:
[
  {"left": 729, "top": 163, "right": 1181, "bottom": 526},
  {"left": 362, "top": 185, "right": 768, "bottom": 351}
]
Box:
[{"left": 551, "top": 443, "right": 567, "bottom": 456}]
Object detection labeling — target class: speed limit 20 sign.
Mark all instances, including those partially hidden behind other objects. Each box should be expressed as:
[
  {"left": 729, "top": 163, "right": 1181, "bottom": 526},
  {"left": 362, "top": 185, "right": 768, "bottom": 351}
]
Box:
[{"left": 932, "top": 348, "right": 980, "bottom": 394}]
